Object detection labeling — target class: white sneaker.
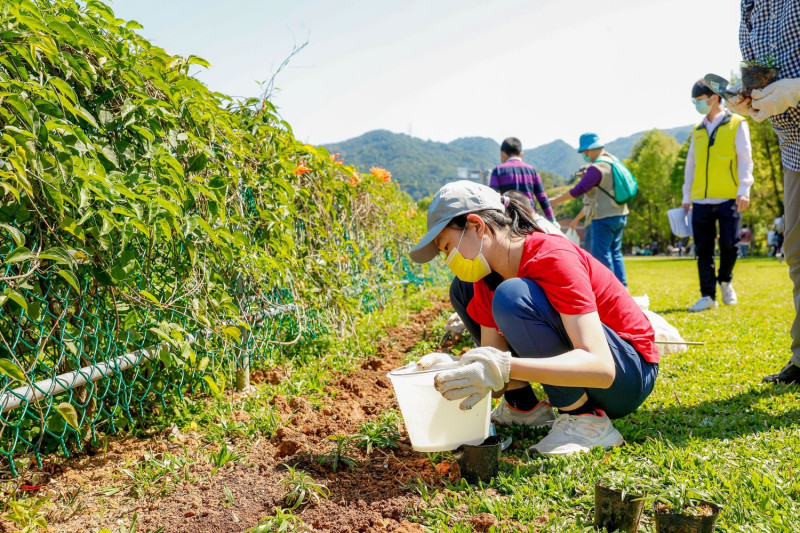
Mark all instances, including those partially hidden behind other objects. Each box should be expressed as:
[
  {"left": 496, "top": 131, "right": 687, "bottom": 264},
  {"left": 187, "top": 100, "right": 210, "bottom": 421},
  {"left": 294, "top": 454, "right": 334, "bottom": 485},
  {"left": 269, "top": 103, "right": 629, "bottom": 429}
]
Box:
[
  {"left": 720, "top": 282, "right": 737, "bottom": 305},
  {"left": 688, "top": 296, "right": 717, "bottom": 312},
  {"left": 528, "top": 410, "right": 624, "bottom": 456},
  {"left": 491, "top": 399, "right": 556, "bottom": 428}
]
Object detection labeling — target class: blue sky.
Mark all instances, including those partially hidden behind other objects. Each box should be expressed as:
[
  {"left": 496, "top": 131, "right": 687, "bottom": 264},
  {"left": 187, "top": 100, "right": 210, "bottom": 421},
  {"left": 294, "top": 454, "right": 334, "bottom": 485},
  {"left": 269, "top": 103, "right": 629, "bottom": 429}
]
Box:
[{"left": 111, "top": 0, "right": 743, "bottom": 150}]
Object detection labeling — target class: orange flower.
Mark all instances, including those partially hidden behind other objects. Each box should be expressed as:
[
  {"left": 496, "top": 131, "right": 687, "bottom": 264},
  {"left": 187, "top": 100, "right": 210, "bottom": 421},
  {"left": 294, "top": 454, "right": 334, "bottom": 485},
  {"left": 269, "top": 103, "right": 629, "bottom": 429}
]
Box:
[
  {"left": 330, "top": 153, "right": 343, "bottom": 164},
  {"left": 348, "top": 173, "right": 361, "bottom": 187},
  {"left": 294, "top": 163, "right": 312, "bottom": 175},
  {"left": 370, "top": 167, "right": 391, "bottom": 182}
]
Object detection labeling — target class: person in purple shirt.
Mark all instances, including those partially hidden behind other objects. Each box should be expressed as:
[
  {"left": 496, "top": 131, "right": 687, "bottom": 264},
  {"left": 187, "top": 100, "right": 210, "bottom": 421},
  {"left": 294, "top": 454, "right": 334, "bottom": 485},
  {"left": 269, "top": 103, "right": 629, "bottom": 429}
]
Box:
[
  {"left": 550, "top": 134, "right": 629, "bottom": 286},
  {"left": 489, "top": 137, "right": 556, "bottom": 222}
]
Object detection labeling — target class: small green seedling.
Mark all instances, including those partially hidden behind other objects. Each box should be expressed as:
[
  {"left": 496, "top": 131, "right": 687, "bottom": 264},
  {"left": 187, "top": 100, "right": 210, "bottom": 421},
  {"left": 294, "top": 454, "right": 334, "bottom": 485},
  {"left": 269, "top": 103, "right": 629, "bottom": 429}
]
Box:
[
  {"left": 279, "top": 464, "right": 329, "bottom": 509},
  {"left": 221, "top": 485, "right": 235, "bottom": 508},
  {"left": 599, "top": 470, "right": 651, "bottom": 500},
  {"left": 353, "top": 411, "right": 401, "bottom": 455},
  {"left": 742, "top": 53, "right": 782, "bottom": 69},
  {"left": 244, "top": 507, "right": 308, "bottom": 532},
  {"left": 2, "top": 495, "right": 48, "bottom": 532},
  {"left": 652, "top": 485, "right": 715, "bottom": 517},
  {"left": 120, "top": 451, "right": 194, "bottom": 499},
  {"left": 207, "top": 443, "right": 244, "bottom": 474},
  {"left": 317, "top": 434, "right": 359, "bottom": 472}
]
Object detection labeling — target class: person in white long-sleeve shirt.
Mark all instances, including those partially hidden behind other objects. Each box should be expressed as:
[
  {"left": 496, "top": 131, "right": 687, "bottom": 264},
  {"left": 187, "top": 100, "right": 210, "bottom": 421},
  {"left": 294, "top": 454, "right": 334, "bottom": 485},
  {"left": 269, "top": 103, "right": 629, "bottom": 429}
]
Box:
[{"left": 681, "top": 79, "right": 754, "bottom": 312}]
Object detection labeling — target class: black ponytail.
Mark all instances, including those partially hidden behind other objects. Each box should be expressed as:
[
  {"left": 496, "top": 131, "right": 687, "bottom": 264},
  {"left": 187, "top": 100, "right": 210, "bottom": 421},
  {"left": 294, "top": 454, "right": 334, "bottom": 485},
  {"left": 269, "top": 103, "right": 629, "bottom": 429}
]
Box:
[{"left": 447, "top": 196, "right": 541, "bottom": 237}]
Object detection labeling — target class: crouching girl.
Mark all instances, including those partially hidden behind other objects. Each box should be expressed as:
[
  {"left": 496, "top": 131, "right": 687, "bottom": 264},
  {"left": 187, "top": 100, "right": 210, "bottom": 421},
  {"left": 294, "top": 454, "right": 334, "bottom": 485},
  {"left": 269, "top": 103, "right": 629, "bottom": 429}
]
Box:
[{"left": 408, "top": 181, "right": 658, "bottom": 455}]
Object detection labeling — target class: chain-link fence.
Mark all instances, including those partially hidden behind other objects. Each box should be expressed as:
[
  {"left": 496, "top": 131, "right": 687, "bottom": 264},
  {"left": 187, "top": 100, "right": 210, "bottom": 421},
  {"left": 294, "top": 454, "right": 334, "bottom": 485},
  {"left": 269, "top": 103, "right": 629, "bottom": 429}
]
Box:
[{"left": 0, "top": 219, "right": 445, "bottom": 476}]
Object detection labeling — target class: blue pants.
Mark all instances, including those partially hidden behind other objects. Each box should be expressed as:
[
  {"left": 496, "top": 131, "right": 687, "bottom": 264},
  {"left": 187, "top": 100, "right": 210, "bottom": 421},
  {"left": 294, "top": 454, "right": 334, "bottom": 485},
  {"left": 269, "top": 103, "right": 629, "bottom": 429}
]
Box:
[
  {"left": 449, "top": 277, "right": 658, "bottom": 419},
  {"left": 591, "top": 215, "right": 628, "bottom": 287},
  {"left": 691, "top": 200, "right": 740, "bottom": 299}
]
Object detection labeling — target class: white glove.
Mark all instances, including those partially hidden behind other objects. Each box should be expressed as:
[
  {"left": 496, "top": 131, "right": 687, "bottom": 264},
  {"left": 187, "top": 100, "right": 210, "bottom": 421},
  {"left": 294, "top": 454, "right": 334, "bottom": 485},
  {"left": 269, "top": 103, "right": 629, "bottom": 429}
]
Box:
[
  {"left": 751, "top": 78, "right": 800, "bottom": 122},
  {"left": 444, "top": 312, "right": 466, "bottom": 335},
  {"left": 433, "top": 346, "right": 511, "bottom": 410},
  {"left": 416, "top": 352, "right": 458, "bottom": 370}
]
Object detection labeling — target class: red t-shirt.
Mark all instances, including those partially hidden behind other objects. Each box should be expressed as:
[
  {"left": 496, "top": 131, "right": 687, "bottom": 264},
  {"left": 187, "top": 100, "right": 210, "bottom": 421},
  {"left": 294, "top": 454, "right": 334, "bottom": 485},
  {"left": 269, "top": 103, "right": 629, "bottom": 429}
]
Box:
[{"left": 466, "top": 232, "right": 659, "bottom": 363}]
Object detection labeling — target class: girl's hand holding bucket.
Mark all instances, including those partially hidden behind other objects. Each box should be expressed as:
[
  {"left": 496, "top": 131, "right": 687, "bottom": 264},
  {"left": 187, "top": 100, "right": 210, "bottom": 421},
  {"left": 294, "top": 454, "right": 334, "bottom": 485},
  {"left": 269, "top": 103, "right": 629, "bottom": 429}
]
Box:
[{"left": 433, "top": 347, "right": 511, "bottom": 410}]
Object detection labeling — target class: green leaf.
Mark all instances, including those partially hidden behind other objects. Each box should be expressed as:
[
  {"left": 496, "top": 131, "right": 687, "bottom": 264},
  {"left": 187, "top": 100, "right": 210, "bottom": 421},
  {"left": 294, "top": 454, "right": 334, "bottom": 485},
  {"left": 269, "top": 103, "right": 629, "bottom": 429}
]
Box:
[
  {"left": 195, "top": 217, "right": 220, "bottom": 244},
  {"left": 39, "top": 246, "right": 74, "bottom": 267},
  {"left": 42, "top": 181, "right": 64, "bottom": 215},
  {"left": 222, "top": 326, "right": 242, "bottom": 342},
  {"left": 187, "top": 55, "right": 212, "bottom": 68},
  {"left": 2, "top": 288, "right": 28, "bottom": 314},
  {"left": 0, "top": 358, "right": 27, "bottom": 382},
  {"left": 186, "top": 152, "right": 207, "bottom": 173},
  {"left": 57, "top": 269, "right": 80, "bottom": 293},
  {"left": 4, "top": 247, "right": 34, "bottom": 263},
  {"left": 56, "top": 402, "right": 80, "bottom": 430},
  {"left": 75, "top": 105, "right": 99, "bottom": 130},
  {"left": 98, "top": 143, "right": 118, "bottom": 167},
  {"left": 139, "top": 290, "right": 161, "bottom": 306},
  {"left": 0, "top": 224, "right": 25, "bottom": 247},
  {"left": 109, "top": 264, "right": 129, "bottom": 282},
  {"left": 46, "top": 18, "right": 78, "bottom": 45},
  {"left": 203, "top": 375, "right": 222, "bottom": 398},
  {"left": 48, "top": 77, "right": 77, "bottom": 105},
  {"left": 26, "top": 300, "right": 42, "bottom": 322}
]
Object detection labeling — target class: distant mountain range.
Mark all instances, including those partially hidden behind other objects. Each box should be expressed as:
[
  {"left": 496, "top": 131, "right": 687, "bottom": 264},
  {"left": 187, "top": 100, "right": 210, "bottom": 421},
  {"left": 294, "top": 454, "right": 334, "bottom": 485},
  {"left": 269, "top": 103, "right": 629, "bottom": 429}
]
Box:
[{"left": 324, "top": 125, "right": 695, "bottom": 200}]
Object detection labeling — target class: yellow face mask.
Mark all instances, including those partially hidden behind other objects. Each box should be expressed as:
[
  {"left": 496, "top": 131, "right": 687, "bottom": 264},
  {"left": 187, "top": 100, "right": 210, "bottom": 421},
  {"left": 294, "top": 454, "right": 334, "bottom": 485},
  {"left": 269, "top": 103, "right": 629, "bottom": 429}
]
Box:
[{"left": 445, "top": 226, "right": 491, "bottom": 282}]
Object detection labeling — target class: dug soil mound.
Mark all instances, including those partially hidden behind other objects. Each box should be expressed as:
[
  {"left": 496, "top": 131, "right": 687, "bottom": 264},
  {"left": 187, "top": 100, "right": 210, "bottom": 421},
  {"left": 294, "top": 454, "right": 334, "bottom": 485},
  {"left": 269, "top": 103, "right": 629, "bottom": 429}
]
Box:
[{"left": 5, "top": 298, "right": 472, "bottom": 532}]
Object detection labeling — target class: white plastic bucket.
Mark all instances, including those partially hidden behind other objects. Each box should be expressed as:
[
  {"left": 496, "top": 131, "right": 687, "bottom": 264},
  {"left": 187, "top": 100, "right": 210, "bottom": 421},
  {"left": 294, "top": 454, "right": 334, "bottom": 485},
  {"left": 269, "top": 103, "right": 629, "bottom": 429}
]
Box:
[{"left": 387, "top": 362, "right": 491, "bottom": 452}]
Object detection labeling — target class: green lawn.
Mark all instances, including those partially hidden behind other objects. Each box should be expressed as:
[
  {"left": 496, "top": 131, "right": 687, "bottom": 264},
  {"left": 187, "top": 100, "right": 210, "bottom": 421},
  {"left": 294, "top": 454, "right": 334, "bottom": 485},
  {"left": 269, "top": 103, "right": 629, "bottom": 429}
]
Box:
[{"left": 413, "top": 257, "right": 800, "bottom": 532}]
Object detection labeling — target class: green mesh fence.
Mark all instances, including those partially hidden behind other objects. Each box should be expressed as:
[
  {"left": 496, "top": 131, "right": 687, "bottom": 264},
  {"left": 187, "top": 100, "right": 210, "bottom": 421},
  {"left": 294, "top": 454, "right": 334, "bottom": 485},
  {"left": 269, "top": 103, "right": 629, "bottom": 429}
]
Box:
[{"left": 0, "top": 220, "right": 446, "bottom": 476}]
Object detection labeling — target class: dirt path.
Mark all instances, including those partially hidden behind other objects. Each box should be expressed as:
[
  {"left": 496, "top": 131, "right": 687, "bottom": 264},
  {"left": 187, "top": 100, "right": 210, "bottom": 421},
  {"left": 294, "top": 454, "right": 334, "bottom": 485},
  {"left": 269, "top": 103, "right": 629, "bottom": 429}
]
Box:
[{"left": 4, "top": 298, "right": 470, "bottom": 532}]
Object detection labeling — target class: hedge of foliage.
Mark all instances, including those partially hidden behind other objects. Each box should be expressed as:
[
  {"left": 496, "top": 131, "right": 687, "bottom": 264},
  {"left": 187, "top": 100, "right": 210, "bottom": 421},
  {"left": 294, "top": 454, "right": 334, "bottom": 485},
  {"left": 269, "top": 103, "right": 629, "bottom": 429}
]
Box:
[{"left": 0, "top": 0, "right": 432, "bottom": 473}]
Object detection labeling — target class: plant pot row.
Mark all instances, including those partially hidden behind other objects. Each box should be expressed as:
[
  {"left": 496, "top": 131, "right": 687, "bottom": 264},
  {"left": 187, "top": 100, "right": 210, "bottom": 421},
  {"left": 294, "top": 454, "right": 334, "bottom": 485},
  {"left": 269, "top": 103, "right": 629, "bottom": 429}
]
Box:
[{"left": 594, "top": 483, "right": 720, "bottom": 533}]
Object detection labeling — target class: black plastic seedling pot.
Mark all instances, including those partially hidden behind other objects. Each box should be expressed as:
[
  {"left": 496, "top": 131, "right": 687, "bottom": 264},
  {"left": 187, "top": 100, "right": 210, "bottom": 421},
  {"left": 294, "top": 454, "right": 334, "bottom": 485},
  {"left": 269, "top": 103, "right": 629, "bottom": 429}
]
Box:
[
  {"left": 741, "top": 66, "right": 779, "bottom": 96},
  {"left": 653, "top": 500, "right": 721, "bottom": 533},
  {"left": 453, "top": 435, "right": 509, "bottom": 484},
  {"left": 593, "top": 483, "right": 645, "bottom": 532}
]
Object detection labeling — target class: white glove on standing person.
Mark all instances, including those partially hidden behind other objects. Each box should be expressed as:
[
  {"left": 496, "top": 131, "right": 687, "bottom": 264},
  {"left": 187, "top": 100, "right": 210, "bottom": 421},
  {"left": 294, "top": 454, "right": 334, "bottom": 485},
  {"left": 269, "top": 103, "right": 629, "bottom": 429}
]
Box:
[
  {"left": 416, "top": 352, "right": 458, "bottom": 369},
  {"left": 750, "top": 78, "right": 800, "bottom": 122},
  {"left": 433, "top": 346, "right": 511, "bottom": 410}
]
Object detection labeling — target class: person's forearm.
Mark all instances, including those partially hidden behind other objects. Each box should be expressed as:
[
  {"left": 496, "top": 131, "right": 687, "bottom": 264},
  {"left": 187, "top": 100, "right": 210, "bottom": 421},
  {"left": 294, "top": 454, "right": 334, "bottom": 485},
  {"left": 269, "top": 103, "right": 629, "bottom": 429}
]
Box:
[
  {"left": 550, "top": 192, "right": 573, "bottom": 207},
  {"left": 682, "top": 139, "right": 696, "bottom": 205},
  {"left": 736, "top": 120, "right": 754, "bottom": 195},
  {"left": 509, "top": 348, "right": 615, "bottom": 389}
]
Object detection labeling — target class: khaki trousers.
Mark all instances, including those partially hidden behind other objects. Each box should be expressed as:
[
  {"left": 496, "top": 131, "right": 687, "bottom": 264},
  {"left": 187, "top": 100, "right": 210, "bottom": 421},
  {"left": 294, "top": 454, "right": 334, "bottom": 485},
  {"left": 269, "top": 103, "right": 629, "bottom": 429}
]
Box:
[{"left": 785, "top": 168, "right": 800, "bottom": 365}]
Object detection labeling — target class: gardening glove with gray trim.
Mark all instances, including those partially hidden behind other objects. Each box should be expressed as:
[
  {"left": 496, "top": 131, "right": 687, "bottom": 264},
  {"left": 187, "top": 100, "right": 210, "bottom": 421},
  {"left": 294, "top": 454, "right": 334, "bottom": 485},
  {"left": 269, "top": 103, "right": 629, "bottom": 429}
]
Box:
[
  {"left": 416, "top": 352, "right": 458, "bottom": 370},
  {"left": 750, "top": 78, "right": 800, "bottom": 122},
  {"left": 433, "top": 346, "right": 511, "bottom": 410}
]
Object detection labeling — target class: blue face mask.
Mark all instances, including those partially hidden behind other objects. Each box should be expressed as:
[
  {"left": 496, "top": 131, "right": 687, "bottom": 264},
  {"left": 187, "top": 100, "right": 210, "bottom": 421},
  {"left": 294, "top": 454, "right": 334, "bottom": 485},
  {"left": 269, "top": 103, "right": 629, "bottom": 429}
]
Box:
[{"left": 694, "top": 98, "right": 712, "bottom": 115}]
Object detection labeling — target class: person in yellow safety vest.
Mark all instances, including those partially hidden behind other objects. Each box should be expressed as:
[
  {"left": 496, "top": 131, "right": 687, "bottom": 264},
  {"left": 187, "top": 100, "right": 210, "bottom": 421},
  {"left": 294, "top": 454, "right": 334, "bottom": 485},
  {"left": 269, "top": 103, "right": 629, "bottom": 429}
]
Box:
[{"left": 681, "top": 79, "right": 754, "bottom": 313}]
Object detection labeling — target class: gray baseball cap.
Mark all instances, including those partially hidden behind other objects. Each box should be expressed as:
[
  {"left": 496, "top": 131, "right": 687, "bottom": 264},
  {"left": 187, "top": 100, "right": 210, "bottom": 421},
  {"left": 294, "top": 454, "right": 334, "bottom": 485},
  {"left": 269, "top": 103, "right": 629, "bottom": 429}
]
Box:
[{"left": 409, "top": 180, "right": 505, "bottom": 264}]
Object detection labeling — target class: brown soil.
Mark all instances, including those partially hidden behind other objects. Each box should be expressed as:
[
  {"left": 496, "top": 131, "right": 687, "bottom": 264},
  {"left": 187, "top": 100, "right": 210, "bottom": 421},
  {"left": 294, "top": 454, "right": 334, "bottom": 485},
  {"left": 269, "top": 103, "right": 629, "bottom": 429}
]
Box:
[
  {"left": 741, "top": 65, "right": 780, "bottom": 96},
  {"left": 654, "top": 501, "right": 718, "bottom": 517},
  {"left": 1, "top": 298, "right": 476, "bottom": 532}
]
